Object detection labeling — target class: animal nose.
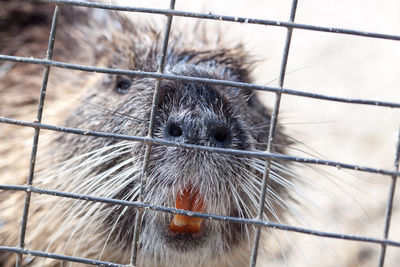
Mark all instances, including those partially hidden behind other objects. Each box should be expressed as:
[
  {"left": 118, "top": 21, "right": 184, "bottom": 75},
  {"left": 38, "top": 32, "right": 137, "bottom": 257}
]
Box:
[
  {"left": 163, "top": 119, "right": 232, "bottom": 148},
  {"left": 208, "top": 123, "right": 232, "bottom": 147},
  {"left": 165, "top": 121, "right": 183, "bottom": 138}
]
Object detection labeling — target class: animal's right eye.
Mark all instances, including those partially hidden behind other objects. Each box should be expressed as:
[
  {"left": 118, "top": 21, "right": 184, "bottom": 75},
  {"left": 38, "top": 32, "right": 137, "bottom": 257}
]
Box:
[{"left": 115, "top": 76, "right": 132, "bottom": 94}]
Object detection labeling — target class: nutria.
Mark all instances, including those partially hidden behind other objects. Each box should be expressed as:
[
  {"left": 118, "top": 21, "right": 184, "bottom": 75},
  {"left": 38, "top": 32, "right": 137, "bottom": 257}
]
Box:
[{"left": 0, "top": 1, "right": 291, "bottom": 266}]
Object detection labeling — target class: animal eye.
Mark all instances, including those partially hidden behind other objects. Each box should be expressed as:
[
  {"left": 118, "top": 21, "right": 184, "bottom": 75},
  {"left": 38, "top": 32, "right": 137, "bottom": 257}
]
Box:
[{"left": 115, "top": 76, "right": 132, "bottom": 94}]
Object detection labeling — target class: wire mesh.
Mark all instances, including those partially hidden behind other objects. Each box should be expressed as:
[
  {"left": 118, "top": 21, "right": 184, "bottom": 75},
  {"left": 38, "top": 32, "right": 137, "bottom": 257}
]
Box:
[{"left": 0, "top": 0, "right": 399, "bottom": 266}]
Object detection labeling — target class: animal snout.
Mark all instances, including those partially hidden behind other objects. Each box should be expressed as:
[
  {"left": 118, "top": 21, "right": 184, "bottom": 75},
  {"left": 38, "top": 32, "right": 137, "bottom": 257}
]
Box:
[{"left": 163, "top": 118, "right": 232, "bottom": 148}]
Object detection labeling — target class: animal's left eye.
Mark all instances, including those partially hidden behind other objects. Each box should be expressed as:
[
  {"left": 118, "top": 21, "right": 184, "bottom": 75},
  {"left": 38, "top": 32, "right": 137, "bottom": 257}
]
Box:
[{"left": 115, "top": 76, "right": 132, "bottom": 94}]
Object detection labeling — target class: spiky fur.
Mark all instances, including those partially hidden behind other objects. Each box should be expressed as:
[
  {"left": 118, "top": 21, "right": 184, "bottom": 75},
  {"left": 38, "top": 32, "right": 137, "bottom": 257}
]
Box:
[{"left": 0, "top": 1, "right": 294, "bottom": 266}]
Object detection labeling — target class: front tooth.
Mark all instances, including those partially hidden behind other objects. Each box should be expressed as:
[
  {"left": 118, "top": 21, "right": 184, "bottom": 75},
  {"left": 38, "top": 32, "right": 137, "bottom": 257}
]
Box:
[
  {"left": 186, "top": 217, "right": 202, "bottom": 233},
  {"left": 169, "top": 186, "right": 204, "bottom": 233},
  {"left": 172, "top": 214, "right": 188, "bottom": 227},
  {"left": 170, "top": 214, "right": 188, "bottom": 233}
]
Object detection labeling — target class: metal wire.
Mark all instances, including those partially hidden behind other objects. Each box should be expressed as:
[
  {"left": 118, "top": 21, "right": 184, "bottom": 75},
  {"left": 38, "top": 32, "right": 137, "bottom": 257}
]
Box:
[
  {"left": 130, "top": 0, "right": 176, "bottom": 264},
  {"left": 36, "top": 0, "right": 400, "bottom": 41},
  {"left": 1, "top": 55, "right": 399, "bottom": 108},
  {"left": 15, "top": 4, "right": 61, "bottom": 266},
  {"left": 1, "top": 184, "right": 400, "bottom": 248},
  {"left": 0, "top": 0, "right": 399, "bottom": 266},
  {"left": 378, "top": 129, "right": 400, "bottom": 267},
  {"left": 1, "top": 246, "right": 123, "bottom": 267},
  {"left": 250, "top": 0, "right": 298, "bottom": 265},
  {"left": 1, "top": 116, "right": 399, "bottom": 178}
]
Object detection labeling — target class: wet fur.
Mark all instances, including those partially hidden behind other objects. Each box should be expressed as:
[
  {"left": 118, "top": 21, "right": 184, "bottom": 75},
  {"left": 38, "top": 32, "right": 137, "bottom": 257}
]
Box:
[{"left": 0, "top": 1, "right": 292, "bottom": 266}]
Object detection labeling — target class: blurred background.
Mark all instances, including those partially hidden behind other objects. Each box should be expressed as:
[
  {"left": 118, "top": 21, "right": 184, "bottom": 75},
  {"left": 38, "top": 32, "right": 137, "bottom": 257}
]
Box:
[{"left": 114, "top": 0, "right": 400, "bottom": 266}]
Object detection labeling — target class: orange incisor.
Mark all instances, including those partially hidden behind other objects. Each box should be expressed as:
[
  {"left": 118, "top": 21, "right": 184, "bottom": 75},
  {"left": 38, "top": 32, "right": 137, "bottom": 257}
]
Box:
[{"left": 169, "top": 186, "right": 204, "bottom": 234}]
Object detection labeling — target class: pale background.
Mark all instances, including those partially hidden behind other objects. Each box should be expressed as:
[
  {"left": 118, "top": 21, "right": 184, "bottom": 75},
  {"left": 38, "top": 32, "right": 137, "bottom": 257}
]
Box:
[{"left": 113, "top": 0, "right": 400, "bottom": 266}]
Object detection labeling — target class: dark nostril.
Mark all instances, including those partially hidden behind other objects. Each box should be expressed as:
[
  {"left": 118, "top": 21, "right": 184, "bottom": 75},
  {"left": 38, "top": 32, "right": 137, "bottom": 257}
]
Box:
[
  {"left": 168, "top": 123, "right": 183, "bottom": 137},
  {"left": 213, "top": 126, "right": 230, "bottom": 144},
  {"left": 214, "top": 128, "right": 227, "bottom": 142}
]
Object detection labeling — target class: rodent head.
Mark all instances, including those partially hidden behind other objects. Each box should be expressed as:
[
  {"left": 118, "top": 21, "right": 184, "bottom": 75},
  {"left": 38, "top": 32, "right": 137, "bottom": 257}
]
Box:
[
  {"left": 41, "top": 29, "right": 285, "bottom": 266},
  {"left": 95, "top": 62, "right": 258, "bottom": 255},
  {"left": 0, "top": 4, "right": 290, "bottom": 265}
]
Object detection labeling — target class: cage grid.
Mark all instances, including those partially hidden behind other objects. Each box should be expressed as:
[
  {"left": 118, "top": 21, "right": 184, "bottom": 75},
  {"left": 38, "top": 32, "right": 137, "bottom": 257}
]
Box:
[{"left": 0, "top": 0, "right": 399, "bottom": 266}]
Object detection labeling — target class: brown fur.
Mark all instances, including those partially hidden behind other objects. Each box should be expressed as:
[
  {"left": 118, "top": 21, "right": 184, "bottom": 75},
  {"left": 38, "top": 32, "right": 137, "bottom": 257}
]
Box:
[{"left": 0, "top": 1, "right": 290, "bottom": 266}]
